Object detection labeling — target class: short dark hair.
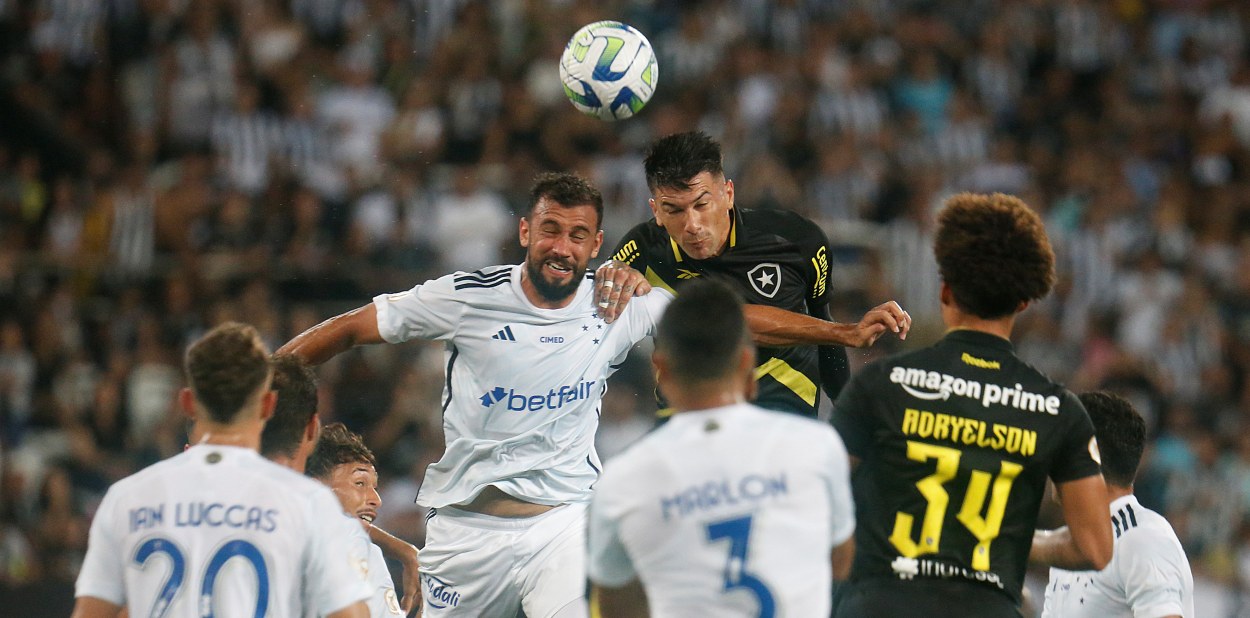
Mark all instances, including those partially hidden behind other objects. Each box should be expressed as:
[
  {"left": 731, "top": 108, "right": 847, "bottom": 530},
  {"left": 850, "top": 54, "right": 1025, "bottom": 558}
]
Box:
[
  {"left": 525, "top": 172, "right": 603, "bottom": 228},
  {"left": 644, "top": 131, "right": 724, "bottom": 191},
  {"left": 184, "top": 322, "right": 272, "bottom": 424},
  {"left": 1079, "top": 391, "right": 1146, "bottom": 487},
  {"left": 934, "top": 193, "right": 1055, "bottom": 319},
  {"left": 306, "top": 422, "right": 376, "bottom": 480},
  {"left": 655, "top": 279, "right": 751, "bottom": 384},
  {"left": 260, "top": 354, "right": 318, "bottom": 458}
]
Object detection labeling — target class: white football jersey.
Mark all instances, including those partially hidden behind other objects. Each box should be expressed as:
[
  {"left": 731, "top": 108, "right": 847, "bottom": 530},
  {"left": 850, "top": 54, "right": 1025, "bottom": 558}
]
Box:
[
  {"left": 587, "top": 404, "right": 855, "bottom": 617},
  {"left": 365, "top": 542, "right": 403, "bottom": 616},
  {"left": 373, "top": 264, "right": 671, "bottom": 508},
  {"left": 1043, "top": 495, "right": 1194, "bottom": 618},
  {"left": 75, "top": 444, "right": 371, "bottom": 616}
]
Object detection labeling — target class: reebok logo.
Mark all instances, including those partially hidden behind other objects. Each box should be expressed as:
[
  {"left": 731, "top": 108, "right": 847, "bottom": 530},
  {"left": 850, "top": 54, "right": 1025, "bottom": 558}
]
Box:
[
  {"left": 491, "top": 325, "right": 517, "bottom": 341},
  {"left": 479, "top": 380, "right": 597, "bottom": 412}
]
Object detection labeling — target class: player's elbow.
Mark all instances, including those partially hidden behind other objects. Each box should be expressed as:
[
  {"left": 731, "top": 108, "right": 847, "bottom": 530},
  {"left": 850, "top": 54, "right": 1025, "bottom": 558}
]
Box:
[
  {"left": 1084, "top": 542, "right": 1112, "bottom": 571},
  {"left": 1078, "top": 527, "right": 1113, "bottom": 570}
]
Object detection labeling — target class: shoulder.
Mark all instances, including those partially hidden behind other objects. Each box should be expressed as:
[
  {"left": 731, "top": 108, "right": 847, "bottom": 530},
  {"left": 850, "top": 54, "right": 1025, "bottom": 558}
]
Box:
[
  {"left": 448, "top": 265, "right": 516, "bottom": 293},
  {"left": 614, "top": 222, "right": 670, "bottom": 260},
  {"left": 742, "top": 208, "right": 827, "bottom": 243}
]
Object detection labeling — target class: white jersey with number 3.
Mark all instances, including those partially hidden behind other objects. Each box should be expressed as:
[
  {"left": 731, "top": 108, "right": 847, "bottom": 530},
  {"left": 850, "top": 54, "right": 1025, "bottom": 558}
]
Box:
[
  {"left": 373, "top": 264, "right": 671, "bottom": 509},
  {"left": 587, "top": 404, "right": 856, "bottom": 617},
  {"left": 1043, "top": 495, "right": 1194, "bottom": 618},
  {"left": 75, "top": 444, "right": 371, "bottom": 617}
]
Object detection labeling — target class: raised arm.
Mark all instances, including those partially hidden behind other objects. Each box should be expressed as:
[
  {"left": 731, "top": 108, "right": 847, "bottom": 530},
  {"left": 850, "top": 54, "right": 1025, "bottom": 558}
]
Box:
[
  {"left": 276, "top": 304, "right": 384, "bottom": 366},
  {"left": 367, "top": 523, "right": 421, "bottom": 615},
  {"left": 1030, "top": 475, "right": 1112, "bottom": 570},
  {"left": 744, "top": 301, "right": 910, "bottom": 348}
]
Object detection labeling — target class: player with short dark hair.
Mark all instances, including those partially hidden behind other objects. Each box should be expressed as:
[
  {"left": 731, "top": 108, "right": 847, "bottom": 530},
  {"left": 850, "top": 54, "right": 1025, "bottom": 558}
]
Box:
[
  {"left": 596, "top": 130, "right": 910, "bottom": 419},
  {"left": 308, "top": 423, "right": 407, "bottom": 617},
  {"left": 263, "top": 355, "right": 419, "bottom": 616},
  {"left": 73, "top": 323, "right": 371, "bottom": 618},
  {"left": 261, "top": 353, "right": 321, "bottom": 466},
  {"left": 278, "top": 172, "right": 672, "bottom": 618},
  {"left": 1036, "top": 392, "right": 1194, "bottom": 618},
  {"left": 830, "top": 193, "right": 1112, "bottom": 617},
  {"left": 587, "top": 280, "right": 855, "bottom": 617}
]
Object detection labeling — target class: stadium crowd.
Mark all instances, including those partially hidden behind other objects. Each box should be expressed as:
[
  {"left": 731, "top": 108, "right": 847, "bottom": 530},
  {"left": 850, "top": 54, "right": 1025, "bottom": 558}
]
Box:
[{"left": 0, "top": 0, "right": 1249, "bottom": 614}]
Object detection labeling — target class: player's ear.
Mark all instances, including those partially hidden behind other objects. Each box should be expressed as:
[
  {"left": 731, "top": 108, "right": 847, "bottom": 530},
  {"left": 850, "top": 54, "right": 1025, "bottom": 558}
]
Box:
[
  {"left": 591, "top": 230, "right": 603, "bottom": 258},
  {"left": 939, "top": 282, "right": 953, "bottom": 307},
  {"left": 648, "top": 198, "right": 661, "bottom": 223},
  {"left": 724, "top": 178, "right": 734, "bottom": 208},
  {"left": 303, "top": 414, "right": 320, "bottom": 445},
  {"left": 178, "top": 387, "right": 196, "bottom": 420},
  {"left": 259, "top": 390, "right": 277, "bottom": 422},
  {"left": 518, "top": 217, "right": 531, "bottom": 248},
  {"left": 652, "top": 348, "right": 671, "bottom": 386}
]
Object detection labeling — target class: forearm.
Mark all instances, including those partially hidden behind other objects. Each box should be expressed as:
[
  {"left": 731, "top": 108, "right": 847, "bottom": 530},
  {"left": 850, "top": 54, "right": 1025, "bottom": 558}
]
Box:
[
  {"left": 591, "top": 581, "right": 649, "bottom": 618},
  {"left": 1031, "top": 527, "right": 1097, "bottom": 570},
  {"left": 368, "top": 523, "right": 418, "bottom": 567},
  {"left": 744, "top": 304, "right": 858, "bottom": 347},
  {"left": 276, "top": 305, "right": 380, "bottom": 365}
]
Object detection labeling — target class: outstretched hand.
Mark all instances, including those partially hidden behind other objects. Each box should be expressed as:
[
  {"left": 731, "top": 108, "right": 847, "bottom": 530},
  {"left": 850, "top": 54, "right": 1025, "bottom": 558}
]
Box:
[
  {"left": 849, "top": 301, "right": 911, "bottom": 348},
  {"left": 593, "top": 260, "right": 651, "bottom": 323}
]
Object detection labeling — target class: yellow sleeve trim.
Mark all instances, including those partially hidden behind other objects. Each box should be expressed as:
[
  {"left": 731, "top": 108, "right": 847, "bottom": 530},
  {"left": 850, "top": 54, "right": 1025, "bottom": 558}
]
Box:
[
  {"left": 644, "top": 267, "right": 678, "bottom": 296},
  {"left": 754, "top": 357, "right": 818, "bottom": 407}
]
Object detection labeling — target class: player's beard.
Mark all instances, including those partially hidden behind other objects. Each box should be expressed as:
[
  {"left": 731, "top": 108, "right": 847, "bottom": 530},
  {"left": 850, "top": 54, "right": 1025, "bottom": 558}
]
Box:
[{"left": 525, "top": 255, "right": 585, "bottom": 302}]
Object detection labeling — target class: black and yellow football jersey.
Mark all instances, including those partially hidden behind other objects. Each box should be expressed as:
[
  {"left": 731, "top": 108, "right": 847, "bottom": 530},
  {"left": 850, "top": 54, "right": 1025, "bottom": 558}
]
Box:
[
  {"left": 612, "top": 206, "right": 842, "bottom": 417},
  {"left": 831, "top": 330, "right": 1101, "bottom": 611}
]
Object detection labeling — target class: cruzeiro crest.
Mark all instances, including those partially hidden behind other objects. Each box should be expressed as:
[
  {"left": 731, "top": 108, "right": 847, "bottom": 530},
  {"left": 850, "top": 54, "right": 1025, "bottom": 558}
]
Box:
[{"left": 747, "top": 263, "right": 781, "bottom": 298}]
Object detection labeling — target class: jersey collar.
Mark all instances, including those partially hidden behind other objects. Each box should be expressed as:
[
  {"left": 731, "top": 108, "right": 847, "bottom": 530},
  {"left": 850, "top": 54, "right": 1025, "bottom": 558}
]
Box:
[
  {"left": 667, "top": 207, "right": 740, "bottom": 263},
  {"left": 942, "top": 328, "right": 1014, "bottom": 352}
]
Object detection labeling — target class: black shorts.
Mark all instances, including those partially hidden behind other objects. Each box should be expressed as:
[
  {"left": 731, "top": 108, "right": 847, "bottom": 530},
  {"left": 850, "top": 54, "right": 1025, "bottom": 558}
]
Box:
[{"left": 833, "top": 578, "right": 1023, "bottom": 618}]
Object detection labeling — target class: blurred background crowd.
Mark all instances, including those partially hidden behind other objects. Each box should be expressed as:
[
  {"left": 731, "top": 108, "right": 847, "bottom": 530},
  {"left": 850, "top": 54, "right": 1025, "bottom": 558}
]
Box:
[{"left": 1, "top": 0, "right": 1249, "bottom": 614}]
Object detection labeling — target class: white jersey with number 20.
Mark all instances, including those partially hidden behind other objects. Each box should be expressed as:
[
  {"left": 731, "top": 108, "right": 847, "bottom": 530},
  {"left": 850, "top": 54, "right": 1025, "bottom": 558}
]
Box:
[{"left": 75, "top": 444, "right": 371, "bottom": 617}]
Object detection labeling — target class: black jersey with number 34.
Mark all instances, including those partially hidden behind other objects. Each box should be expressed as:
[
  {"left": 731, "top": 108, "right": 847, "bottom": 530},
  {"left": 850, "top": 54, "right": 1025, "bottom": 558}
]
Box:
[
  {"left": 612, "top": 207, "right": 832, "bottom": 417},
  {"left": 831, "top": 330, "right": 1101, "bottom": 605}
]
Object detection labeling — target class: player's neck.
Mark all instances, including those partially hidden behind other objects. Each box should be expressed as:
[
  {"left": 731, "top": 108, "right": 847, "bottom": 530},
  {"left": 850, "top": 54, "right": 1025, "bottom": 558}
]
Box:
[
  {"left": 664, "top": 383, "right": 744, "bottom": 414},
  {"left": 1108, "top": 484, "right": 1134, "bottom": 502},
  {"left": 267, "top": 453, "right": 306, "bottom": 473},
  {"left": 193, "top": 419, "right": 263, "bottom": 451},
  {"left": 942, "top": 310, "right": 1016, "bottom": 342},
  {"left": 519, "top": 272, "right": 577, "bottom": 309}
]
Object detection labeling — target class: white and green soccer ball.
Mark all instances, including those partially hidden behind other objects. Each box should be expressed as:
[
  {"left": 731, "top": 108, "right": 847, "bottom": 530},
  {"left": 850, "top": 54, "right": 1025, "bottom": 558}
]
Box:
[{"left": 559, "top": 20, "right": 658, "bottom": 121}]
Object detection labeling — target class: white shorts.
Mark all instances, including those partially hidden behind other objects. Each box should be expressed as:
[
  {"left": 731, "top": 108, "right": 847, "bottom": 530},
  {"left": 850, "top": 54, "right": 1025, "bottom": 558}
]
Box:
[{"left": 420, "top": 502, "right": 589, "bottom": 618}]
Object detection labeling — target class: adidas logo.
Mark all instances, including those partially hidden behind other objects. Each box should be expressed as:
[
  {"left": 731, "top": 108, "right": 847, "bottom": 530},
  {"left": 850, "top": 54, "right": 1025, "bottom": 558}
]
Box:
[{"left": 491, "top": 326, "right": 517, "bottom": 341}]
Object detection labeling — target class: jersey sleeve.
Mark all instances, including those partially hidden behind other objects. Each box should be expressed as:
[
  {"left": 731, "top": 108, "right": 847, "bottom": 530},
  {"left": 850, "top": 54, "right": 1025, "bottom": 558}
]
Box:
[
  {"left": 1119, "top": 532, "right": 1190, "bottom": 618},
  {"left": 822, "top": 425, "right": 856, "bottom": 545},
  {"left": 372, "top": 273, "right": 463, "bottom": 343},
  {"left": 830, "top": 367, "right": 880, "bottom": 460},
  {"left": 302, "top": 487, "right": 372, "bottom": 615},
  {"left": 621, "top": 288, "right": 674, "bottom": 341},
  {"left": 792, "top": 214, "right": 832, "bottom": 311},
  {"left": 586, "top": 470, "right": 639, "bottom": 587},
  {"left": 1048, "top": 392, "right": 1103, "bottom": 484},
  {"left": 75, "top": 488, "right": 125, "bottom": 605}
]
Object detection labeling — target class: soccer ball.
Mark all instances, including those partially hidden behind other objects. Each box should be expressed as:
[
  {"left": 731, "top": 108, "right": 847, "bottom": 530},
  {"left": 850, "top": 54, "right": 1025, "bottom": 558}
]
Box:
[{"left": 559, "top": 20, "right": 658, "bottom": 121}]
